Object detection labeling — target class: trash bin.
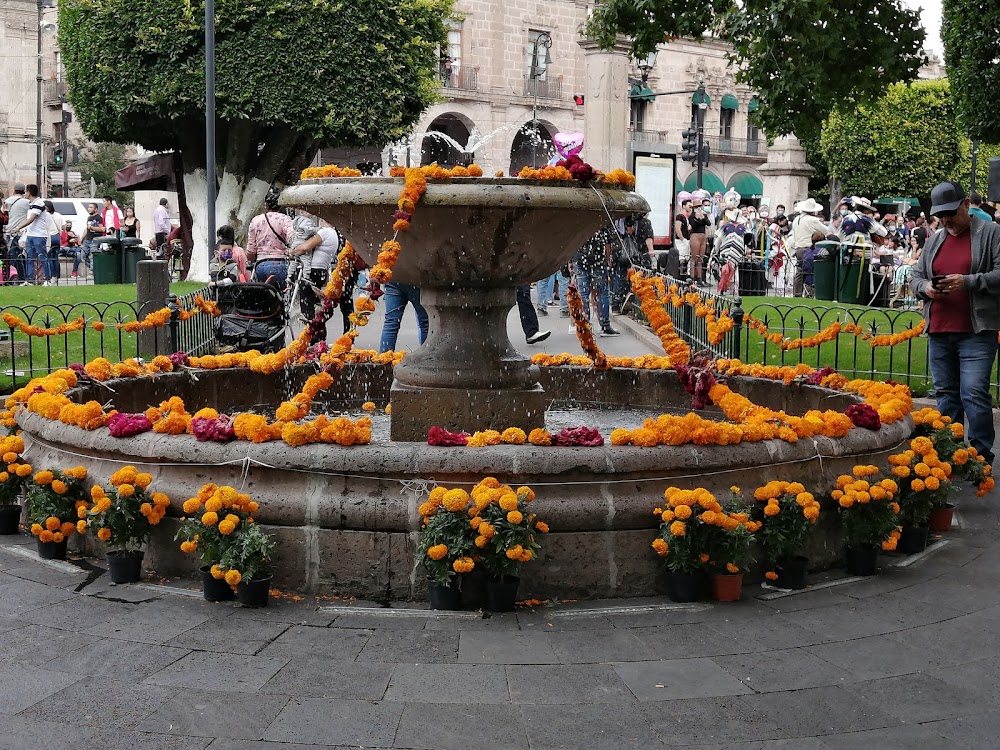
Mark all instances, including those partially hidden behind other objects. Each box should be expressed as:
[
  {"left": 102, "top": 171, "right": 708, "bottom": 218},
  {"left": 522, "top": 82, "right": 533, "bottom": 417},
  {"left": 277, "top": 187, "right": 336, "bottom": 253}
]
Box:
[
  {"left": 812, "top": 242, "right": 839, "bottom": 301},
  {"left": 737, "top": 259, "right": 767, "bottom": 298},
  {"left": 838, "top": 259, "right": 863, "bottom": 305},
  {"left": 121, "top": 238, "right": 145, "bottom": 284},
  {"left": 92, "top": 237, "right": 122, "bottom": 285}
]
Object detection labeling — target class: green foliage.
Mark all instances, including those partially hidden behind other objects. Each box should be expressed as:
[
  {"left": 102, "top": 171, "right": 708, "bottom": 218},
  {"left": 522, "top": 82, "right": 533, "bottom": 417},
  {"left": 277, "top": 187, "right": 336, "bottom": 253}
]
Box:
[
  {"left": 586, "top": 0, "right": 925, "bottom": 138},
  {"left": 25, "top": 470, "right": 88, "bottom": 526},
  {"left": 75, "top": 142, "right": 132, "bottom": 205},
  {"left": 951, "top": 139, "right": 1000, "bottom": 194},
  {"left": 477, "top": 489, "right": 541, "bottom": 580},
  {"left": 752, "top": 489, "right": 818, "bottom": 567},
  {"left": 418, "top": 501, "right": 476, "bottom": 586},
  {"left": 218, "top": 522, "right": 274, "bottom": 581},
  {"left": 84, "top": 478, "right": 163, "bottom": 552},
  {"left": 942, "top": 0, "right": 1000, "bottom": 142},
  {"left": 59, "top": 0, "right": 452, "bottom": 175},
  {"left": 820, "top": 80, "right": 962, "bottom": 197}
]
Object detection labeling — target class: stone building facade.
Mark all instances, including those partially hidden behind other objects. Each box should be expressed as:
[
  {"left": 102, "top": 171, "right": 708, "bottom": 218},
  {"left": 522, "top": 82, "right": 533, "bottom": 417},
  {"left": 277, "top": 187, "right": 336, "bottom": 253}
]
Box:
[
  {"left": 1, "top": 0, "right": 83, "bottom": 194},
  {"left": 380, "top": 0, "right": 769, "bottom": 201}
]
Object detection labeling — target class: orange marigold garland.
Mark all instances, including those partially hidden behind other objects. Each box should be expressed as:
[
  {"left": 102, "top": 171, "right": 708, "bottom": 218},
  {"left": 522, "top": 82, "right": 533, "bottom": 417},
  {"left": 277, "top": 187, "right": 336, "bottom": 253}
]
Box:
[
  {"left": 628, "top": 270, "right": 688, "bottom": 365},
  {"left": 565, "top": 285, "right": 609, "bottom": 369}
]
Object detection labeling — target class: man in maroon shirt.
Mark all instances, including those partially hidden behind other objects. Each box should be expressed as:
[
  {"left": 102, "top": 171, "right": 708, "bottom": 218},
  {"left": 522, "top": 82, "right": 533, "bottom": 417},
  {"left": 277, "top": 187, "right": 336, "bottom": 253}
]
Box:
[{"left": 911, "top": 181, "right": 1000, "bottom": 463}]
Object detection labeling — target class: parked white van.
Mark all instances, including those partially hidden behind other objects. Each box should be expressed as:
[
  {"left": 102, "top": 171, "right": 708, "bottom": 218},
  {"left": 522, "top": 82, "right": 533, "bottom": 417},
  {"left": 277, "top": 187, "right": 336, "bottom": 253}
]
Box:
[{"left": 48, "top": 198, "right": 102, "bottom": 248}]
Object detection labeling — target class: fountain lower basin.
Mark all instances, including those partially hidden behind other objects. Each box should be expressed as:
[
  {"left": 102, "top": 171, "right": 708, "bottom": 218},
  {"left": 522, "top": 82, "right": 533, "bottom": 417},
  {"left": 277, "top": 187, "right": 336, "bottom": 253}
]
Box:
[{"left": 17, "top": 364, "right": 911, "bottom": 600}]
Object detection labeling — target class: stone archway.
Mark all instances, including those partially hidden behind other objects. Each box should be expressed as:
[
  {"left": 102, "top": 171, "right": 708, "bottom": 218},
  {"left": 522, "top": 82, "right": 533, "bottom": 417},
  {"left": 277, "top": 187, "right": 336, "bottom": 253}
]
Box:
[
  {"left": 509, "top": 121, "right": 556, "bottom": 175},
  {"left": 420, "top": 113, "right": 475, "bottom": 167}
]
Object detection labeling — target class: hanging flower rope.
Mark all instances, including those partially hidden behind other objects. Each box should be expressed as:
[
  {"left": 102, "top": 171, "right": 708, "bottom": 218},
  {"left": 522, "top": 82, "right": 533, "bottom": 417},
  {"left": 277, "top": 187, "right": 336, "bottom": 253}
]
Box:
[{"left": 565, "top": 285, "right": 609, "bottom": 369}]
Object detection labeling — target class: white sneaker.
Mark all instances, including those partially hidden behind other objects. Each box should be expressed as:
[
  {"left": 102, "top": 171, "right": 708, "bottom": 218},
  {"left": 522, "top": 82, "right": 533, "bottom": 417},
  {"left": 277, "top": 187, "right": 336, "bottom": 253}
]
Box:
[
  {"left": 526, "top": 330, "right": 551, "bottom": 345},
  {"left": 42, "top": 280, "right": 51, "bottom": 287}
]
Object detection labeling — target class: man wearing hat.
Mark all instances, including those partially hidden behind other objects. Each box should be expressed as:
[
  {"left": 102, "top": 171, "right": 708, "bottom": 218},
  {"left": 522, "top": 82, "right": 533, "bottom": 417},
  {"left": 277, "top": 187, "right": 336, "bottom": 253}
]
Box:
[
  {"left": 790, "top": 198, "right": 829, "bottom": 296},
  {"left": 911, "top": 181, "right": 1000, "bottom": 463}
]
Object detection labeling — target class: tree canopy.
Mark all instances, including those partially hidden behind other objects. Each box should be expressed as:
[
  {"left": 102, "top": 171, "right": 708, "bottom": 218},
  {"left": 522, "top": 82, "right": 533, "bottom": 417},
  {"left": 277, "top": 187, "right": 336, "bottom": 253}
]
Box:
[
  {"left": 942, "top": 0, "right": 1000, "bottom": 143},
  {"left": 59, "top": 0, "right": 452, "bottom": 180},
  {"left": 586, "top": 0, "right": 926, "bottom": 140},
  {"left": 820, "top": 80, "right": 965, "bottom": 198}
]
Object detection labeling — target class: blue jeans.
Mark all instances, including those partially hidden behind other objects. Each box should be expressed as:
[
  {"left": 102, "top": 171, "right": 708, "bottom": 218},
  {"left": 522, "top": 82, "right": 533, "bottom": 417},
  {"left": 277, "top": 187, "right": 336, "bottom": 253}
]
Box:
[
  {"left": 25, "top": 236, "right": 49, "bottom": 282},
  {"left": 75, "top": 240, "right": 94, "bottom": 273},
  {"left": 536, "top": 272, "right": 559, "bottom": 307},
  {"left": 379, "top": 282, "right": 429, "bottom": 353},
  {"left": 48, "top": 235, "right": 61, "bottom": 279},
  {"left": 928, "top": 331, "right": 999, "bottom": 461},
  {"left": 253, "top": 259, "right": 289, "bottom": 287},
  {"left": 575, "top": 264, "right": 610, "bottom": 328}
]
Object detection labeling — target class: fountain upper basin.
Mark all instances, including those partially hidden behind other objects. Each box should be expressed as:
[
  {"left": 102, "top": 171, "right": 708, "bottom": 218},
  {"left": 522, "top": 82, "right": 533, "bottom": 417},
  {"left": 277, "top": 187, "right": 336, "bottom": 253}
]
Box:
[{"left": 280, "top": 177, "right": 649, "bottom": 287}]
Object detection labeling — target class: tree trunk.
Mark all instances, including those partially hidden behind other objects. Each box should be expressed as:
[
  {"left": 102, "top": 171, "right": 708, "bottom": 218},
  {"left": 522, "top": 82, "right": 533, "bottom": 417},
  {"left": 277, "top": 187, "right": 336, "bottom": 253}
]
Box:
[{"left": 182, "top": 169, "right": 211, "bottom": 282}]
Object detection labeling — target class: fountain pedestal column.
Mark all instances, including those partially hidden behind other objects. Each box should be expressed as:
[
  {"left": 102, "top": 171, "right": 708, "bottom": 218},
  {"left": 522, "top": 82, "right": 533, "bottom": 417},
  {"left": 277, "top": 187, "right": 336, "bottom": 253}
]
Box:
[{"left": 389, "top": 287, "right": 545, "bottom": 441}]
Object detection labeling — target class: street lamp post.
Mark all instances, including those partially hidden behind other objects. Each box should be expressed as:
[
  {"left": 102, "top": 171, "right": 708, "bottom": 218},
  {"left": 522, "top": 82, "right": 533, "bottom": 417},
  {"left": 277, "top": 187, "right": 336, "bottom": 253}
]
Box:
[
  {"left": 694, "top": 83, "right": 708, "bottom": 191},
  {"left": 205, "top": 0, "right": 216, "bottom": 257},
  {"left": 529, "top": 31, "right": 552, "bottom": 168},
  {"left": 35, "top": 0, "right": 44, "bottom": 191}
]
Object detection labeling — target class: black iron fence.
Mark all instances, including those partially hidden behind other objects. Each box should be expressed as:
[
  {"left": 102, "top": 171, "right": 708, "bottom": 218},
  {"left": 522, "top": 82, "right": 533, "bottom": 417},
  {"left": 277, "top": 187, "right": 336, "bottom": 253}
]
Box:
[
  {"left": 1, "top": 286, "right": 214, "bottom": 394},
  {"left": 630, "top": 273, "right": 1000, "bottom": 399}
]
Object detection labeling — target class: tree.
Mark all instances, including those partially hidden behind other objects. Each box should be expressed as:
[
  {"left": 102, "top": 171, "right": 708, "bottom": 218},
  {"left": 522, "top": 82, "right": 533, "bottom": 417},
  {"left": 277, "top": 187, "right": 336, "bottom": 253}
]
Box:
[
  {"left": 59, "top": 0, "right": 451, "bottom": 280},
  {"left": 585, "top": 0, "right": 925, "bottom": 140},
  {"left": 74, "top": 142, "right": 133, "bottom": 205},
  {"left": 820, "top": 80, "right": 962, "bottom": 198},
  {"left": 943, "top": 0, "right": 1000, "bottom": 143}
]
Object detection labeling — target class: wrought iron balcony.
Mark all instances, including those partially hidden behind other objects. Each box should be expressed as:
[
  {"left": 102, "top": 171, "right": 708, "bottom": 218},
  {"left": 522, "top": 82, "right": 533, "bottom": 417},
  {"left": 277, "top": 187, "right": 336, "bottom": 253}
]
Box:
[
  {"left": 43, "top": 80, "right": 66, "bottom": 106},
  {"left": 440, "top": 66, "right": 478, "bottom": 92},
  {"left": 523, "top": 75, "right": 563, "bottom": 99},
  {"left": 703, "top": 135, "right": 767, "bottom": 159}
]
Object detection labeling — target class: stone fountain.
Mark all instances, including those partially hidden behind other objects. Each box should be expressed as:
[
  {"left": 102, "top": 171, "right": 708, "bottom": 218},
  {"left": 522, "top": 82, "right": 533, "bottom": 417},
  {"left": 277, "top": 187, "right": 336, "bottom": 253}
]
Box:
[
  {"left": 16, "top": 175, "right": 913, "bottom": 601},
  {"left": 281, "top": 176, "right": 646, "bottom": 440}
]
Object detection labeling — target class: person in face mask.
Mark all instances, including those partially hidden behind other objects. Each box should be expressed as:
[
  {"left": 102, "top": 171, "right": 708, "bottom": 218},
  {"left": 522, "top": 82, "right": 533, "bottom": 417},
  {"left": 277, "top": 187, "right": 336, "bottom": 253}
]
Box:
[{"left": 210, "top": 225, "right": 249, "bottom": 284}]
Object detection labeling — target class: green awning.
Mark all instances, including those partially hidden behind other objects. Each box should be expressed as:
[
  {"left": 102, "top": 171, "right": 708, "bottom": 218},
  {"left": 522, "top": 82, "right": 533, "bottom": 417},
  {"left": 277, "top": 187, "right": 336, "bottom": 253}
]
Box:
[
  {"left": 721, "top": 93, "right": 739, "bottom": 110},
  {"left": 747, "top": 97, "right": 759, "bottom": 112},
  {"left": 675, "top": 178, "right": 683, "bottom": 195},
  {"left": 692, "top": 89, "right": 710, "bottom": 107},
  {"left": 683, "top": 171, "right": 725, "bottom": 194},
  {"left": 630, "top": 83, "right": 655, "bottom": 103},
  {"left": 727, "top": 172, "right": 763, "bottom": 198}
]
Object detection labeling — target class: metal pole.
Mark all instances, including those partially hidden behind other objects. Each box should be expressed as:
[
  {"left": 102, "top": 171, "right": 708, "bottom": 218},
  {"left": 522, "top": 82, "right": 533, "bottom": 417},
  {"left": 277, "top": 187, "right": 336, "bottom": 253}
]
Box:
[
  {"left": 35, "top": 0, "right": 43, "bottom": 191},
  {"left": 205, "top": 0, "right": 216, "bottom": 260},
  {"left": 971, "top": 140, "right": 979, "bottom": 194}
]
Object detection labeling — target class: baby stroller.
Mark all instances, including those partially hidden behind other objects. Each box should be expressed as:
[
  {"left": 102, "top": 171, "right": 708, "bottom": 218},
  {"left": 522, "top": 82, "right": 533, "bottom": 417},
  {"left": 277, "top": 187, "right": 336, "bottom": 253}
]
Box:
[{"left": 213, "top": 283, "right": 286, "bottom": 353}]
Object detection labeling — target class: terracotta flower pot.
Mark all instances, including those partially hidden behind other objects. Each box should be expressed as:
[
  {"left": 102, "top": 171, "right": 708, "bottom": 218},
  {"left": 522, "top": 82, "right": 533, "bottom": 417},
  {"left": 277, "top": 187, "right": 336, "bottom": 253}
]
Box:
[
  {"left": 928, "top": 504, "right": 955, "bottom": 532},
  {"left": 711, "top": 573, "right": 743, "bottom": 602}
]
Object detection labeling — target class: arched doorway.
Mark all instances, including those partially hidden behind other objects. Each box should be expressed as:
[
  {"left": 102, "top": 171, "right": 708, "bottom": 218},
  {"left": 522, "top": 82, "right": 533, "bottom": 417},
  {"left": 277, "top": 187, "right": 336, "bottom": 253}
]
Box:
[
  {"left": 420, "top": 114, "right": 473, "bottom": 167},
  {"left": 509, "top": 122, "right": 555, "bottom": 175}
]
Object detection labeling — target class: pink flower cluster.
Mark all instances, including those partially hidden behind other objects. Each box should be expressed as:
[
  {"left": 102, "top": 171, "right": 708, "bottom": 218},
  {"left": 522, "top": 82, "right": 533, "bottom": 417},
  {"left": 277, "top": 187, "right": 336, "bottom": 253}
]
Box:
[
  {"left": 190, "top": 414, "right": 236, "bottom": 442},
  {"left": 557, "top": 155, "right": 597, "bottom": 183},
  {"left": 107, "top": 412, "right": 153, "bottom": 438},
  {"left": 427, "top": 426, "right": 469, "bottom": 447},
  {"left": 553, "top": 426, "right": 604, "bottom": 447},
  {"left": 168, "top": 351, "right": 190, "bottom": 368},
  {"left": 845, "top": 403, "right": 881, "bottom": 431}
]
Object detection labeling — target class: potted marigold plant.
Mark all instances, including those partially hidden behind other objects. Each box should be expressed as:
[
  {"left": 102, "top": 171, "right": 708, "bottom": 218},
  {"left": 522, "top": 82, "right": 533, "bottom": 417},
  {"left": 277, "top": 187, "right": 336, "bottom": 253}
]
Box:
[
  {"left": 81, "top": 466, "right": 169, "bottom": 583},
  {"left": 699, "top": 488, "right": 761, "bottom": 602},
  {"left": 26, "top": 466, "right": 89, "bottom": 560},
  {"left": 175, "top": 483, "right": 269, "bottom": 604},
  {"left": 651, "top": 486, "right": 722, "bottom": 602},
  {"left": 417, "top": 485, "right": 478, "bottom": 610},
  {"left": 471, "top": 478, "right": 544, "bottom": 611},
  {"left": 0, "top": 435, "right": 30, "bottom": 534},
  {"left": 888, "top": 442, "right": 953, "bottom": 553},
  {"left": 834, "top": 465, "right": 900, "bottom": 576},
  {"left": 751, "top": 480, "right": 821, "bottom": 590}
]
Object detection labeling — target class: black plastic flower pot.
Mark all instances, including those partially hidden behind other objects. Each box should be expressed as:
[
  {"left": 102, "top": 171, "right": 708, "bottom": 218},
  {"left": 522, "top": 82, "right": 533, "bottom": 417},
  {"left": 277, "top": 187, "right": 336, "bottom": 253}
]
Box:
[
  {"left": 200, "top": 565, "right": 235, "bottom": 602},
  {"left": 845, "top": 546, "right": 878, "bottom": 576},
  {"left": 36, "top": 538, "right": 68, "bottom": 560},
  {"left": 664, "top": 570, "right": 707, "bottom": 602},
  {"left": 0, "top": 504, "right": 20, "bottom": 535},
  {"left": 776, "top": 555, "right": 809, "bottom": 590},
  {"left": 427, "top": 577, "right": 462, "bottom": 610},
  {"left": 898, "top": 524, "right": 930, "bottom": 555},
  {"left": 106, "top": 550, "right": 144, "bottom": 584},
  {"left": 460, "top": 570, "right": 487, "bottom": 610},
  {"left": 485, "top": 575, "right": 520, "bottom": 612},
  {"left": 236, "top": 575, "right": 273, "bottom": 607}
]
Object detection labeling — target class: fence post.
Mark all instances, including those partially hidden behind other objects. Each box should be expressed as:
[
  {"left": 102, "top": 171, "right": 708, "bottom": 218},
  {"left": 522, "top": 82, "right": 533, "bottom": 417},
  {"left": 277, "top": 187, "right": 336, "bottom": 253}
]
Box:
[
  {"left": 730, "top": 296, "right": 744, "bottom": 360},
  {"left": 167, "top": 294, "right": 181, "bottom": 354},
  {"left": 136, "top": 260, "right": 170, "bottom": 359},
  {"left": 682, "top": 281, "right": 694, "bottom": 342}
]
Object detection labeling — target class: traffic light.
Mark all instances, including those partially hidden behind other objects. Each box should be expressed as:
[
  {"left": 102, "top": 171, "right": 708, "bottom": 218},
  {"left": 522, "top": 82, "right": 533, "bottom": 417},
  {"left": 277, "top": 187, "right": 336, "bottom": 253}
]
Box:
[
  {"left": 700, "top": 142, "right": 710, "bottom": 168},
  {"left": 53, "top": 144, "right": 63, "bottom": 165},
  {"left": 680, "top": 128, "right": 698, "bottom": 162}
]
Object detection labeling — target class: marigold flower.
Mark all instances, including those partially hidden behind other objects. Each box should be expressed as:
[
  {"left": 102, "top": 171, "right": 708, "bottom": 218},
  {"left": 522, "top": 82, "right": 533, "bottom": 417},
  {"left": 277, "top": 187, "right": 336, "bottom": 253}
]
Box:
[
  {"left": 452, "top": 557, "right": 475, "bottom": 574},
  {"left": 765, "top": 571, "right": 779, "bottom": 581},
  {"left": 202, "top": 511, "right": 219, "bottom": 526},
  {"left": 179, "top": 540, "right": 197, "bottom": 553},
  {"left": 651, "top": 538, "right": 669, "bottom": 556},
  {"left": 479, "top": 523, "right": 495, "bottom": 539},
  {"left": 225, "top": 569, "right": 242, "bottom": 587},
  {"left": 38, "top": 529, "right": 54, "bottom": 543},
  {"left": 442, "top": 489, "right": 470, "bottom": 512},
  {"left": 911, "top": 479, "right": 926, "bottom": 492},
  {"left": 210, "top": 564, "right": 225, "bottom": 580},
  {"left": 45, "top": 516, "right": 61, "bottom": 532},
  {"left": 669, "top": 520, "right": 686, "bottom": 537},
  {"left": 117, "top": 483, "right": 135, "bottom": 498},
  {"left": 507, "top": 510, "right": 523, "bottom": 524},
  {"left": 475, "top": 535, "right": 488, "bottom": 548},
  {"left": 427, "top": 543, "right": 448, "bottom": 561},
  {"left": 33, "top": 470, "right": 54, "bottom": 485},
  {"left": 30, "top": 523, "right": 42, "bottom": 536},
  {"left": 218, "top": 519, "right": 236, "bottom": 535},
  {"left": 535, "top": 521, "right": 549, "bottom": 533},
  {"left": 97, "top": 527, "right": 112, "bottom": 541}
]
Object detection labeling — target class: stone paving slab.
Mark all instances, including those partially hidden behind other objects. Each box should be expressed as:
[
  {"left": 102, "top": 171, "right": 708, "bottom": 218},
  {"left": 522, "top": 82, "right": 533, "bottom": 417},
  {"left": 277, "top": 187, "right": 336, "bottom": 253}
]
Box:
[
  {"left": 256, "top": 625, "right": 372, "bottom": 661},
  {"left": 139, "top": 689, "right": 291, "bottom": 740},
  {"left": 393, "top": 703, "right": 526, "bottom": 750},
  {"left": 711, "top": 647, "right": 853, "bottom": 693},
  {"left": 521, "top": 701, "right": 663, "bottom": 750},
  {"left": 262, "top": 697, "right": 404, "bottom": 747},
  {"left": 259, "top": 656, "right": 393, "bottom": 700},
  {"left": 506, "top": 663, "right": 636, "bottom": 705},
  {"left": 643, "top": 696, "right": 790, "bottom": 746},
  {"left": 457, "top": 630, "right": 559, "bottom": 664},
  {"left": 0, "top": 665, "right": 82, "bottom": 715},
  {"left": 383, "top": 662, "right": 509, "bottom": 703},
  {"left": 358, "top": 629, "right": 460, "bottom": 663},
  {"left": 613, "top": 658, "right": 753, "bottom": 701},
  {"left": 19, "top": 674, "right": 178, "bottom": 730},
  {"left": 43, "top": 637, "right": 191, "bottom": 682},
  {"left": 740, "top": 685, "right": 901, "bottom": 737},
  {"left": 144, "top": 651, "right": 291, "bottom": 693}
]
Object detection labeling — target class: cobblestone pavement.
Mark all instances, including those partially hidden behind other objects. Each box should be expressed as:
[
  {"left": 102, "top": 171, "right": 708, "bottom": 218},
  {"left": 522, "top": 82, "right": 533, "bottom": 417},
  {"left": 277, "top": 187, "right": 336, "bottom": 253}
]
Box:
[{"left": 0, "top": 477, "right": 996, "bottom": 749}]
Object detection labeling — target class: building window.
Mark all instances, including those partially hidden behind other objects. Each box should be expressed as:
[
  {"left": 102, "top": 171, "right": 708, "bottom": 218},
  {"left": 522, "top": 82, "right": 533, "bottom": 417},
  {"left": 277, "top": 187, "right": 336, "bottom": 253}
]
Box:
[
  {"left": 440, "top": 20, "right": 462, "bottom": 86},
  {"left": 630, "top": 99, "right": 647, "bottom": 132},
  {"left": 527, "top": 29, "right": 551, "bottom": 81},
  {"left": 720, "top": 109, "right": 734, "bottom": 140}
]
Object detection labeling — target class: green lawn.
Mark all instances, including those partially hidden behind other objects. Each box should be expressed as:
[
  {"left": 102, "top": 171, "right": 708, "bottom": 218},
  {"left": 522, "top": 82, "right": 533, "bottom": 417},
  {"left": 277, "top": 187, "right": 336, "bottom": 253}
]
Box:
[
  {"left": 1, "top": 282, "right": 205, "bottom": 393},
  {"left": 734, "top": 296, "right": 934, "bottom": 395}
]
